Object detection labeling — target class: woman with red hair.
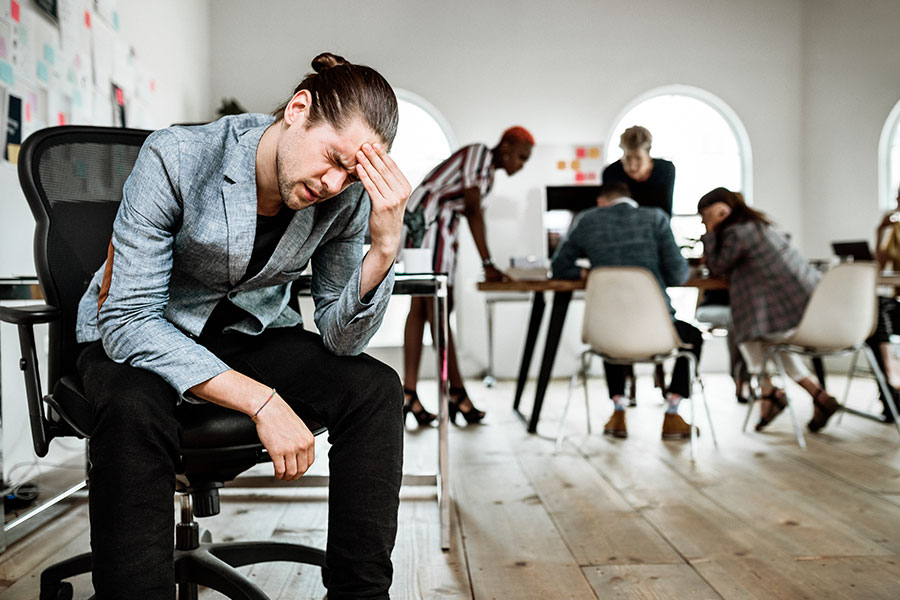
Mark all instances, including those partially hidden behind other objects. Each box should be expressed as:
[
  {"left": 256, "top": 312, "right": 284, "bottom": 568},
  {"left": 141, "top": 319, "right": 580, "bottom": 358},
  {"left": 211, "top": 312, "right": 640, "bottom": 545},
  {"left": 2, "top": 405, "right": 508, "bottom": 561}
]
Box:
[{"left": 401, "top": 126, "right": 534, "bottom": 426}]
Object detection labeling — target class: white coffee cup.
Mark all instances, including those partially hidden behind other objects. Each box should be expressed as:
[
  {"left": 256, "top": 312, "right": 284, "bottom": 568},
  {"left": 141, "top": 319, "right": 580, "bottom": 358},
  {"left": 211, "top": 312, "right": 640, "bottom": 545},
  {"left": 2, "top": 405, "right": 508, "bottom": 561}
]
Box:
[{"left": 400, "top": 248, "right": 433, "bottom": 273}]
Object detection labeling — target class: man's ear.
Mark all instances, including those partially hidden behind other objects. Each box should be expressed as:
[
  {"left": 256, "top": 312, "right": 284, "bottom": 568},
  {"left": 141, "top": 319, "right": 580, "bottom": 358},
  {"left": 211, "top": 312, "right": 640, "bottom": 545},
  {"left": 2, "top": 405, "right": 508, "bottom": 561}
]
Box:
[{"left": 283, "top": 89, "right": 312, "bottom": 126}]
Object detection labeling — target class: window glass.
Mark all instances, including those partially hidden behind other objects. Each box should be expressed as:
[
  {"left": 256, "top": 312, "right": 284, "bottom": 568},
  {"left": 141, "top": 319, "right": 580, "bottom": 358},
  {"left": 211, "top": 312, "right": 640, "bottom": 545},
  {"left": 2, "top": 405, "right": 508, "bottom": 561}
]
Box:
[{"left": 607, "top": 90, "right": 749, "bottom": 259}]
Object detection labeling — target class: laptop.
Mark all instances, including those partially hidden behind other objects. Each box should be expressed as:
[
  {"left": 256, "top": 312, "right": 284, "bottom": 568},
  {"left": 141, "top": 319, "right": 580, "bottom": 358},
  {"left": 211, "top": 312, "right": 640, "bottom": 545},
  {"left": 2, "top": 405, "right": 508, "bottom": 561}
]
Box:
[{"left": 831, "top": 240, "right": 874, "bottom": 262}]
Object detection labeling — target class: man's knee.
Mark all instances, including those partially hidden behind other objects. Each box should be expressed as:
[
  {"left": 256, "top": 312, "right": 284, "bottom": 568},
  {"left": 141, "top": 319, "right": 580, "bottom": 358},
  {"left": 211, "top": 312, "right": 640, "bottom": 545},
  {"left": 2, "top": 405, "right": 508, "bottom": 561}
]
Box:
[{"left": 342, "top": 357, "right": 403, "bottom": 416}]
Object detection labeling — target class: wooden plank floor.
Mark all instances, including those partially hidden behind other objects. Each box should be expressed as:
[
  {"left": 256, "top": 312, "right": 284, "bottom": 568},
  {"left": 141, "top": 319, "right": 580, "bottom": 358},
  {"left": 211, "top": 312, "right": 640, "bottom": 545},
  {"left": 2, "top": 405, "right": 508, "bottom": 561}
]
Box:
[{"left": 1, "top": 373, "right": 900, "bottom": 599}]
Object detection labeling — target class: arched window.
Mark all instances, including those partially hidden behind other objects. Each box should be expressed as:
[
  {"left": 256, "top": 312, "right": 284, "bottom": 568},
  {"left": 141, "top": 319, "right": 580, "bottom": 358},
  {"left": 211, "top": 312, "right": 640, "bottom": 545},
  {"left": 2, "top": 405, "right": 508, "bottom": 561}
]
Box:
[
  {"left": 369, "top": 90, "right": 455, "bottom": 347},
  {"left": 879, "top": 99, "right": 900, "bottom": 210},
  {"left": 606, "top": 85, "right": 752, "bottom": 258}
]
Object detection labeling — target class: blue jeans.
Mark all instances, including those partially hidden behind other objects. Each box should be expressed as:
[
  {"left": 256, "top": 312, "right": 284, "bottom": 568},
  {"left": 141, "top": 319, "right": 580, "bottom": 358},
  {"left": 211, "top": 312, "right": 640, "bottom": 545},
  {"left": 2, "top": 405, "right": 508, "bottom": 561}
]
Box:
[{"left": 78, "top": 326, "right": 403, "bottom": 599}]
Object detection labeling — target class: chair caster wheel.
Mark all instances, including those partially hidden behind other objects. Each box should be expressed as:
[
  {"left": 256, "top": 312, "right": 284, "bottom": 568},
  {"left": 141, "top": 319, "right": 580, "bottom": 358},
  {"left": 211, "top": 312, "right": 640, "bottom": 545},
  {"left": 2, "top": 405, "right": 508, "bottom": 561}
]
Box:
[{"left": 40, "top": 581, "right": 73, "bottom": 600}]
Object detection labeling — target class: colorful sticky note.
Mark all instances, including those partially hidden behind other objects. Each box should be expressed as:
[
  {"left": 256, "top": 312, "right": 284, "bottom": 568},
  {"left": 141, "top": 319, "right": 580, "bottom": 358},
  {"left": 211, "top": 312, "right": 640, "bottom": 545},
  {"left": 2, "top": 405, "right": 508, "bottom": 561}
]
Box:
[
  {"left": 571, "top": 160, "right": 581, "bottom": 170},
  {"left": 43, "top": 44, "right": 54, "bottom": 65},
  {"left": 36, "top": 60, "right": 48, "bottom": 82},
  {"left": 112, "top": 11, "right": 119, "bottom": 30},
  {"left": 575, "top": 172, "right": 585, "bottom": 183},
  {"left": 575, "top": 147, "right": 587, "bottom": 159},
  {"left": 150, "top": 79, "right": 156, "bottom": 93},
  {"left": 57, "top": 112, "right": 65, "bottom": 126},
  {"left": 11, "top": 1, "right": 19, "bottom": 23},
  {"left": 556, "top": 160, "right": 566, "bottom": 170},
  {"left": 24, "top": 101, "right": 29, "bottom": 121},
  {"left": 84, "top": 10, "right": 91, "bottom": 28},
  {"left": 115, "top": 87, "right": 124, "bottom": 105},
  {"left": 0, "top": 61, "right": 13, "bottom": 86},
  {"left": 73, "top": 90, "right": 82, "bottom": 108},
  {"left": 585, "top": 172, "right": 598, "bottom": 181},
  {"left": 589, "top": 147, "right": 601, "bottom": 159}
]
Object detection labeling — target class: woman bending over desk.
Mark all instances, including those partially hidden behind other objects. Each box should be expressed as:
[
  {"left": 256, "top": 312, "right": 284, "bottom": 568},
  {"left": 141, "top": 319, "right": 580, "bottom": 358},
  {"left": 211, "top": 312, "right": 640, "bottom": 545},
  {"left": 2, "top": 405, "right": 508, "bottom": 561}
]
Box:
[
  {"left": 698, "top": 187, "right": 840, "bottom": 433},
  {"left": 400, "top": 126, "right": 534, "bottom": 426}
]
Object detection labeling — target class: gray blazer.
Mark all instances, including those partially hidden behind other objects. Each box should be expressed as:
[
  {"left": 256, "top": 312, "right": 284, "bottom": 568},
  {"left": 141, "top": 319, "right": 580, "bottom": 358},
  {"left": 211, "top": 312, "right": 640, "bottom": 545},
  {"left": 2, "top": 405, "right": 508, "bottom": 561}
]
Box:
[
  {"left": 76, "top": 114, "right": 394, "bottom": 395},
  {"left": 550, "top": 200, "right": 689, "bottom": 313}
]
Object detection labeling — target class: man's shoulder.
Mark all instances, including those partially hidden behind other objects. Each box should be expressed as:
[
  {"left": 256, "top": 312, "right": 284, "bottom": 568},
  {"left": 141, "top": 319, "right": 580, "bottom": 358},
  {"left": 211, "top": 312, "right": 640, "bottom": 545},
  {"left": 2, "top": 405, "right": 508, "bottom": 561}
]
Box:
[{"left": 156, "top": 114, "right": 274, "bottom": 155}]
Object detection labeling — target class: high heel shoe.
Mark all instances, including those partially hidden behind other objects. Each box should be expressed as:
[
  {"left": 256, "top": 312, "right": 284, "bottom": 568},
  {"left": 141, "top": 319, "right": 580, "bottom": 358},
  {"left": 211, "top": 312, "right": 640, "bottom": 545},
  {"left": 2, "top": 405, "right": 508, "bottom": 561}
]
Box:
[
  {"left": 808, "top": 388, "right": 840, "bottom": 432},
  {"left": 755, "top": 387, "right": 787, "bottom": 431},
  {"left": 448, "top": 387, "right": 486, "bottom": 425},
  {"left": 403, "top": 388, "right": 436, "bottom": 427}
]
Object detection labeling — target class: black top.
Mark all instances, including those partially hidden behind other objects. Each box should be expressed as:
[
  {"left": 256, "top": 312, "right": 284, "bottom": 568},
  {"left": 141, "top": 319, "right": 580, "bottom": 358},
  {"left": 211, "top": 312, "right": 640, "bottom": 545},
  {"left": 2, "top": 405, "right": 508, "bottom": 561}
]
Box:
[
  {"left": 201, "top": 206, "right": 295, "bottom": 340},
  {"left": 602, "top": 158, "right": 676, "bottom": 217}
]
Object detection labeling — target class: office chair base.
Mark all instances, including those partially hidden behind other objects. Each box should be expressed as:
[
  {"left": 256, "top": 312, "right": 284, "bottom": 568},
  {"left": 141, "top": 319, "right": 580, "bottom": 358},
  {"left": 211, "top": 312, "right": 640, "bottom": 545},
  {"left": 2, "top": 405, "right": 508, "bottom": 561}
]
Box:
[{"left": 37, "top": 541, "right": 326, "bottom": 600}]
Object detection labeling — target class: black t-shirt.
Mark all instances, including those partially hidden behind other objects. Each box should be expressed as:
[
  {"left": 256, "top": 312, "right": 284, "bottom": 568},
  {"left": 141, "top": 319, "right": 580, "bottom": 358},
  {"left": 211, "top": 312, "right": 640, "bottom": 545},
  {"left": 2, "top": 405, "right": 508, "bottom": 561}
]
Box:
[
  {"left": 200, "top": 205, "right": 295, "bottom": 340},
  {"left": 602, "top": 158, "right": 676, "bottom": 217}
]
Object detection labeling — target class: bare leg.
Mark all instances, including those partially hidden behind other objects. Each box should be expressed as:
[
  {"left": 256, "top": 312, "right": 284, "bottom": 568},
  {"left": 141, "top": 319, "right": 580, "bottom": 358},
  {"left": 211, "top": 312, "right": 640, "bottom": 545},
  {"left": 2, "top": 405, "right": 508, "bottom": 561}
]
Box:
[{"left": 403, "top": 297, "right": 429, "bottom": 391}]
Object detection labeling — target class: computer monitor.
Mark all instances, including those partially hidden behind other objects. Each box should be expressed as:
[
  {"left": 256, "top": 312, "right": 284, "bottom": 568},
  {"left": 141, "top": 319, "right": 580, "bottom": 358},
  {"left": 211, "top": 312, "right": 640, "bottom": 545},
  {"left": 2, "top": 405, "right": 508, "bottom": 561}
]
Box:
[
  {"left": 544, "top": 185, "right": 602, "bottom": 257},
  {"left": 831, "top": 240, "right": 874, "bottom": 262}
]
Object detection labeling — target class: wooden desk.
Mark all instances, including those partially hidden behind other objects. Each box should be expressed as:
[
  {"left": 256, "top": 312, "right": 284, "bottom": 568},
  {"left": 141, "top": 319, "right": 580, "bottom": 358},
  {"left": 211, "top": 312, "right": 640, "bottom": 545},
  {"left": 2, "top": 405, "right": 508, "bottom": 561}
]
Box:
[{"left": 477, "top": 275, "right": 726, "bottom": 433}]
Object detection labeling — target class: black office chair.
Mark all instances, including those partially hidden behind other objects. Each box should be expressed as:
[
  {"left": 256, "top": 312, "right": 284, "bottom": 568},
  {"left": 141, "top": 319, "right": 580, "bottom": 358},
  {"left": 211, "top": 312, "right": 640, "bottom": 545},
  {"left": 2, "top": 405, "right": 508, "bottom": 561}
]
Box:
[{"left": 0, "top": 126, "right": 326, "bottom": 600}]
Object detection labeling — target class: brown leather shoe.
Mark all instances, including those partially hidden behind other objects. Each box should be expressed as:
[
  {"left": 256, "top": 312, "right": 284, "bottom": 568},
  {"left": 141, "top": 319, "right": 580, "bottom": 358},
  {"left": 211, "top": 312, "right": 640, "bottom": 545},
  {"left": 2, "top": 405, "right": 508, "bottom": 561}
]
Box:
[
  {"left": 662, "top": 413, "right": 699, "bottom": 440},
  {"left": 603, "top": 410, "right": 628, "bottom": 438}
]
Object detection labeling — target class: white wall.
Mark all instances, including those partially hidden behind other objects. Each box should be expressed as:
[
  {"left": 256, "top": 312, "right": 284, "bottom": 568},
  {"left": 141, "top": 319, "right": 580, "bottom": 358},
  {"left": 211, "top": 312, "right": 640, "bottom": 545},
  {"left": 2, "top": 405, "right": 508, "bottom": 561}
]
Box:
[
  {"left": 800, "top": 0, "right": 900, "bottom": 259},
  {"left": 1, "top": 1, "right": 212, "bottom": 485},
  {"left": 210, "top": 0, "right": 806, "bottom": 378}
]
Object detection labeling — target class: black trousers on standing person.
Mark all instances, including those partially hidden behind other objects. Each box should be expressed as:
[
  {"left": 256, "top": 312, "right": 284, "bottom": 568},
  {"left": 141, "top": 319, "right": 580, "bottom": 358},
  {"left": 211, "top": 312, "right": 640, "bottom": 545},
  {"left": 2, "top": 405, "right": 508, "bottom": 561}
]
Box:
[
  {"left": 77, "top": 325, "right": 404, "bottom": 600},
  {"left": 603, "top": 320, "right": 703, "bottom": 399}
]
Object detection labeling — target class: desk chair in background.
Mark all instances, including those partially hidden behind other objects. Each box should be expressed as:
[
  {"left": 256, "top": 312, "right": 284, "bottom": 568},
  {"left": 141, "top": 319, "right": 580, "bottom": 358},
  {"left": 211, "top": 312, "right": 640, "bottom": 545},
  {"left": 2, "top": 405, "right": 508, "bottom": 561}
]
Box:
[
  {"left": 741, "top": 262, "right": 900, "bottom": 448},
  {"left": 555, "top": 267, "right": 717, "bottom": 461},
  {"left": 0, "top": 126, "right": 326, "bottom": 600}
]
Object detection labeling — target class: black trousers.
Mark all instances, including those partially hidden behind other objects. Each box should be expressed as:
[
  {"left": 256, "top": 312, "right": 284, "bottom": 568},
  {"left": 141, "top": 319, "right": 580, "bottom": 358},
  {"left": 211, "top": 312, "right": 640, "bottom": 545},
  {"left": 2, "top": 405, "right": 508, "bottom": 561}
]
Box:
[
  {"left": 603, "top": 320, "right": 703, "bottom": 399},
  {"left": 77, "top": 326, "right": 404, "bottom": 600}
]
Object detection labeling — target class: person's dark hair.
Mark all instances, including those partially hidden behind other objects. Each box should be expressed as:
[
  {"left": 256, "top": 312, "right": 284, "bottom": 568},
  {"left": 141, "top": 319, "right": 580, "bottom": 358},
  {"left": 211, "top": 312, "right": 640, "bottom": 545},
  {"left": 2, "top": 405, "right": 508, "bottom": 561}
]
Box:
[
  {"left": 272, "top": 52, "right": 399, "bottom": 149},
  {"left": 697, "top": 187, "right": 772, "bottom": 252},
  {"left": 597, "top": 181, "right": 631, "bottom": 200}
]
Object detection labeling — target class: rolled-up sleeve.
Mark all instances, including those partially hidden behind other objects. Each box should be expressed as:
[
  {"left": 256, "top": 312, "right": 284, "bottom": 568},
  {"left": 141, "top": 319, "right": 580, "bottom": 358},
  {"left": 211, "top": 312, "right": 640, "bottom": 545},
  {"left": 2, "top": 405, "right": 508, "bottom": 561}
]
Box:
[{"left": 97, "top": 130, "right": 230, "bottom": 395}]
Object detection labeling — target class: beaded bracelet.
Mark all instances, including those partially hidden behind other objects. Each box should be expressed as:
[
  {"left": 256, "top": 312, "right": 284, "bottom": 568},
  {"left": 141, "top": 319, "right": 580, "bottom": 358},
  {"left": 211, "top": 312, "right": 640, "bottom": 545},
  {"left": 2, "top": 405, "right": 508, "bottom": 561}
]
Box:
[{"left": 253, "top": 388, "right": 277, "bottom": 419}]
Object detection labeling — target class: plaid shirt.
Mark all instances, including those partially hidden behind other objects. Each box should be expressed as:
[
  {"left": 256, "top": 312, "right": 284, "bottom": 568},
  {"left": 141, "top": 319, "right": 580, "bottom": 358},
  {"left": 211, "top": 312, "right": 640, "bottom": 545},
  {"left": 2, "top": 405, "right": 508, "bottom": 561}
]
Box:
[{"left": 702, "top": 221, "right": 820, "bottom": 343}]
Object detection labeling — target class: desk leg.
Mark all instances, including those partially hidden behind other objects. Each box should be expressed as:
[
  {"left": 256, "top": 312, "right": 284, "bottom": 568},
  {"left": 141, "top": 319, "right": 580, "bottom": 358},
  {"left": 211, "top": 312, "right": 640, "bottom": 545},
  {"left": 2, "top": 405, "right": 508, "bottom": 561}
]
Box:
[
  {"left": 433, "top": 276, "right": 450, "bottom": 551},
  {"left": 514, "top": 292, "right": 546, "bottom": 418},
  {"left": 528, "top": 291, "right": 572, "bottom": 434}
]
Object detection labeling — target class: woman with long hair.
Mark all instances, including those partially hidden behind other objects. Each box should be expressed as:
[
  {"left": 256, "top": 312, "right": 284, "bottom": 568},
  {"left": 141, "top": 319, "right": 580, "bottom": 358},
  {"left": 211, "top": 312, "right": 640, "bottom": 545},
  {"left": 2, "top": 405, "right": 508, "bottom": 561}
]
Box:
[{"left": 698, "top": 187, "right": 840, "bottom": 432}]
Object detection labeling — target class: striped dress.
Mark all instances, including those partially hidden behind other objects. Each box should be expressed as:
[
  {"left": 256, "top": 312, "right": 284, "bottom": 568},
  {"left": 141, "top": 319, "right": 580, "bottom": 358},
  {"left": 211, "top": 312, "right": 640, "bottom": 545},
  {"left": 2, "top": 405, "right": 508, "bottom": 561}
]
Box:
[{"left": 402, "top": 144, "right": 495, "bottom": 284}]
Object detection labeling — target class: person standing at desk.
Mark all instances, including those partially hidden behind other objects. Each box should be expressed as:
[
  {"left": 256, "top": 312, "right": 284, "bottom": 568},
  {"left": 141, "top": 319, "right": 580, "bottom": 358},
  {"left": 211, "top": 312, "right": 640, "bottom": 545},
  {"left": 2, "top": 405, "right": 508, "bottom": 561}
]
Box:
[
  {"left": 602, "top": 125, "right": 676, "bottom": 217},
  {"left": 75, "top": 53, "right": 410, "bottom": 599},
  {"left": 401, "top": 126, "right": 534, "bottom": 426},
  {"left": 550, "top": 181, "right": 702, "bottom": 440},
  {"left": 698, "top": 187, "right": 840, "bottom": 433}
]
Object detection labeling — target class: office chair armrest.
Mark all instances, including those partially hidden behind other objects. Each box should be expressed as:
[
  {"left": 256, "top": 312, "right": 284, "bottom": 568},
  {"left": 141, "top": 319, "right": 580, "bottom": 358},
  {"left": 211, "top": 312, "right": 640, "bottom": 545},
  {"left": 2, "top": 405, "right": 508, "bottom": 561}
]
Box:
[
  {"left": 0, "top": 303, "right": 61, "bottom": 325},
  {"left": 0, "top": 304, "right": 61, "bottom": 457}
]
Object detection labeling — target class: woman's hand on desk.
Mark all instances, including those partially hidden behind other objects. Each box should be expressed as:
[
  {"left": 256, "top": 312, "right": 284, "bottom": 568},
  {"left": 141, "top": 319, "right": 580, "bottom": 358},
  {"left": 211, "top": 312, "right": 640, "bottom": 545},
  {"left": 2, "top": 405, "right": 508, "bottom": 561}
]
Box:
[{"left": 483, "top": 264, "right": 509, "bottom": 282}]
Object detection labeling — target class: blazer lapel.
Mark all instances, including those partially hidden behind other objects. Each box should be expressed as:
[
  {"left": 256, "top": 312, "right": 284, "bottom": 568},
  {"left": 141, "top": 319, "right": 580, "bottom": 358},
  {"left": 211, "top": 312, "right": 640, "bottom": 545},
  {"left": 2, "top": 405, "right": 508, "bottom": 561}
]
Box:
[{"left": 221, "top": 124, "right": 269, "bottom": 286}]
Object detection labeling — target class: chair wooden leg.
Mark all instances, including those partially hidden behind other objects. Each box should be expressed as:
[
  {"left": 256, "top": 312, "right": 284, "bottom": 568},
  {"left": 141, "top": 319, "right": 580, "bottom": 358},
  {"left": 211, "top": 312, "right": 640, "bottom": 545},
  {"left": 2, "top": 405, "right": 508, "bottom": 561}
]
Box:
[
  {"left": 771, "top": 348, "right": 806, "bottom": 449},
  {"left": 862, "top": 344, "right": 900, "bottom": 437}
]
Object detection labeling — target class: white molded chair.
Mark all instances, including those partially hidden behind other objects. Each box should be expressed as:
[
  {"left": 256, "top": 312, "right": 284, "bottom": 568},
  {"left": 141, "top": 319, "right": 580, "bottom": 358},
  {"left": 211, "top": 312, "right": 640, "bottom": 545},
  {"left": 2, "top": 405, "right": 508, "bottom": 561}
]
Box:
[
  {"left": 741, "top": 262, "right": 900, "bottom": 448},
  {"left": 555, "top": 267, "right": 717, "bottom": 461}
]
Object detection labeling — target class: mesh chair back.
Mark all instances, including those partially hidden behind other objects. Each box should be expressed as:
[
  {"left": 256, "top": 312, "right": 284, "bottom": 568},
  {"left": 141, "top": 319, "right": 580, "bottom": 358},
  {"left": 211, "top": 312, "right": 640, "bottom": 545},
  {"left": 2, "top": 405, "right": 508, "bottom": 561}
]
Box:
[
  {"left": 582, "top": 266, "right": 682, "bottom": 360},
  {"left": 17, "top": 126, "right": 151, "bottom": 387},
  {"left": 786, "top": 262, "right": 878, "bottom": 351}
]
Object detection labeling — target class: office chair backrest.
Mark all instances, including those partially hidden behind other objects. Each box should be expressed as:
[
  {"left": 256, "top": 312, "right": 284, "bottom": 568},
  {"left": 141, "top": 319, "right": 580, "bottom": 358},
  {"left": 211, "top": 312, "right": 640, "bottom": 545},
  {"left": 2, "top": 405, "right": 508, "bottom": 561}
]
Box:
[
  {"left": 18, "top": 126, "right": 152, "bottom": 387},
  {"left": 582, "top": 266, "right": 682, "bottom": 359},
  {"left": 787, "top": 262, "right": 878, "bottom": 351}
]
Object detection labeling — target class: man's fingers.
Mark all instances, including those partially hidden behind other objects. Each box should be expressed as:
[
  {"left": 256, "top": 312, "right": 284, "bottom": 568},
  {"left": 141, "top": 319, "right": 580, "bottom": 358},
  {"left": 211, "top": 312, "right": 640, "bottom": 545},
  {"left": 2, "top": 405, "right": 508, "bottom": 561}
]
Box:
[
  {"left": 272, "top": 454, "right": 286, "bottom": 480},
  {"left": 283, "top": 452, "right": 299, "bottom": 481}
]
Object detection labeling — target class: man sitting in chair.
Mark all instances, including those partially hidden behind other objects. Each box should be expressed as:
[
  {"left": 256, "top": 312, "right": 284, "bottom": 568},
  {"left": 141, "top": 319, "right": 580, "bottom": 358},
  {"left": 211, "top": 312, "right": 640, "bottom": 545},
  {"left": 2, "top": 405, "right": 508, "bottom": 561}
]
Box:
[
  {"left": 75, "top": 53, "right": 408, "bottom": 599},
  {"left": 550, "top": 181, "right": 702, "bottom": 440}
]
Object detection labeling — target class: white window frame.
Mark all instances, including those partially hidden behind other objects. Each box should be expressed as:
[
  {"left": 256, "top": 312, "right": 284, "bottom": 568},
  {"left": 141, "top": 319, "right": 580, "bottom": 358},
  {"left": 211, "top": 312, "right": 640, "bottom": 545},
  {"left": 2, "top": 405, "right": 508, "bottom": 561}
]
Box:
[
  {"left": 878, "top": 98, "right": 900, "bottom": 210},
  {"left": 605, "top": 84, "right": 754, "bottom": 210}
]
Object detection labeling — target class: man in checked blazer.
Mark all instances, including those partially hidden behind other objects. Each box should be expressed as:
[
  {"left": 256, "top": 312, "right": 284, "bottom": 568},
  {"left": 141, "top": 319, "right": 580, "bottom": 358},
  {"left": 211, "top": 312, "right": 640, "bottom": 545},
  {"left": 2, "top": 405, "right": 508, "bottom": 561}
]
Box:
[
  {"left": 551, "top": 181, "right": 703, "bottom": 441},
  {"left": 75, "top": 53, "right": 408, "bottom": 600}
]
